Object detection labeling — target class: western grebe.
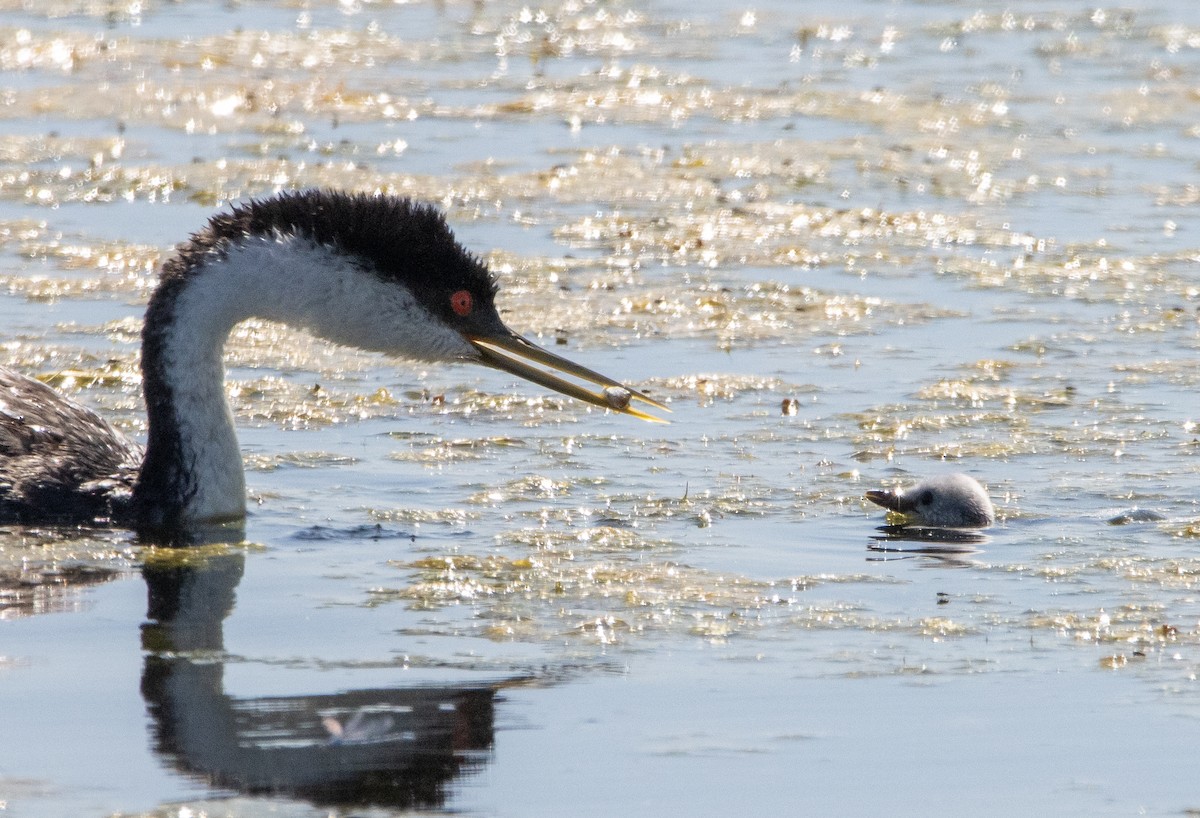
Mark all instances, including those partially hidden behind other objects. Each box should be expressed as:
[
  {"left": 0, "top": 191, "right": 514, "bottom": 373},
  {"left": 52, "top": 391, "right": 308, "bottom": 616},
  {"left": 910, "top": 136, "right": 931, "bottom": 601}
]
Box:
[
  {"left": 865, "top": 473, "right": 995, "bottom": 528},
  {"left": 0, "top": 189, "right": 666, "bottom": 533}
]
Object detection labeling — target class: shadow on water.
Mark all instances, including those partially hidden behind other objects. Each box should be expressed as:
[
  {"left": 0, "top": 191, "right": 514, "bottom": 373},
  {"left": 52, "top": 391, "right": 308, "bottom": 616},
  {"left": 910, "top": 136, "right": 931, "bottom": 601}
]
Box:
[{"left": 137, "top": 547, "right": 509, "bottom": 810}]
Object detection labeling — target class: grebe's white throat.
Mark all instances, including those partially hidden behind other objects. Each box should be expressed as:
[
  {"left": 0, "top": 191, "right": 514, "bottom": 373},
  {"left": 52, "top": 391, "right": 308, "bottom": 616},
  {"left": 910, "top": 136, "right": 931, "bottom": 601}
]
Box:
[{"left": 149, "top": 235, "right": 478, "bottom": 525}]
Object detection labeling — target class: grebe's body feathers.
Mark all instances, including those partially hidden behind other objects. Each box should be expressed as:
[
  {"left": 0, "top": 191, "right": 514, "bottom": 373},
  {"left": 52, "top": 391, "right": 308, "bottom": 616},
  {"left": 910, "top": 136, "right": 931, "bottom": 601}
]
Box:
[{"left": 0, "top": 369, "right": 139, "bottom": 524}]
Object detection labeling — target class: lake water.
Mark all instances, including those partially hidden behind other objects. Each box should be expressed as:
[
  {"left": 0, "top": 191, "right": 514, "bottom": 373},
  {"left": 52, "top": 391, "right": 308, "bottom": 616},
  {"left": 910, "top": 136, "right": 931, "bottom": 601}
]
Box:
[{"left": 3, "top": 0, "right": 1200, "bottom": 815}]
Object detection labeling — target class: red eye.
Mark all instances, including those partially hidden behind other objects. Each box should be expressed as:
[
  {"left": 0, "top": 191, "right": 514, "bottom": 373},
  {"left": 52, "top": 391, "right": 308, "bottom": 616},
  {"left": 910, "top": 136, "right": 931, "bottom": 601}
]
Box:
[{"left": 450, "top": 289, "right": 473, "bottom": 317}]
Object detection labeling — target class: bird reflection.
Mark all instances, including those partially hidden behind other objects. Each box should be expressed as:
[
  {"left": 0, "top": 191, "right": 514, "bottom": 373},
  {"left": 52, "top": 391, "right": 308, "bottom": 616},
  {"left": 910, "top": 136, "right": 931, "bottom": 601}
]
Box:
[
  {"left": 866, "top": 525, "right": 989, "bottom": 568},
  {"left": 139, "top": 549, "right": 502, "bottom": 809}
]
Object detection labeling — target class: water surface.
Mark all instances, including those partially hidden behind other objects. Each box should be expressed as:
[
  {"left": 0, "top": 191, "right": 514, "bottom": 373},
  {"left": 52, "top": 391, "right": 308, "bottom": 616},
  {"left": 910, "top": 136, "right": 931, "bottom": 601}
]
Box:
[{"left": 3, "top": 1, "right": 1200, "bottom": 815}]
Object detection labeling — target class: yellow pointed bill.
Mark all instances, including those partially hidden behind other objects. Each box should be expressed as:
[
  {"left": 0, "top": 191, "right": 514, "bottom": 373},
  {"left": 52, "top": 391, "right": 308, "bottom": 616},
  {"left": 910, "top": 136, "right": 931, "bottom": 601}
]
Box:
[{"left": 468, "top": 332, "right": 669, "bottom": 423}]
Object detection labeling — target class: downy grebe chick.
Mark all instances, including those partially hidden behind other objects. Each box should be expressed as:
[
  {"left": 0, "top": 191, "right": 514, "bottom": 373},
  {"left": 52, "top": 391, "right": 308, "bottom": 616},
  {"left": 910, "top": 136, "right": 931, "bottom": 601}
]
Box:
[
  {"left": 0, "top": 190, "right": 666, "bottom": 533},
  {"left": 865, "top": 473, "right": 995, "bottom": 528}
]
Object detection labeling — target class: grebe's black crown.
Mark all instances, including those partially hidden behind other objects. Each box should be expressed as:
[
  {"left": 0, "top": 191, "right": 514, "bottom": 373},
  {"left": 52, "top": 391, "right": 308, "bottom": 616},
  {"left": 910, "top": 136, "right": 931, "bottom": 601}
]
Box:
[{"left": 168, "top": 189, "right": 499, "bottom": 322}]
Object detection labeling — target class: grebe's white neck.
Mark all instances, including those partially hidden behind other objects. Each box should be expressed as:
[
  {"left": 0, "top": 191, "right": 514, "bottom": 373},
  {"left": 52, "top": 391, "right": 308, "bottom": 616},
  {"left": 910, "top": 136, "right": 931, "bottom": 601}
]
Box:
[{"left": 133, "top": 233, "right": 475, "bottom": 529}]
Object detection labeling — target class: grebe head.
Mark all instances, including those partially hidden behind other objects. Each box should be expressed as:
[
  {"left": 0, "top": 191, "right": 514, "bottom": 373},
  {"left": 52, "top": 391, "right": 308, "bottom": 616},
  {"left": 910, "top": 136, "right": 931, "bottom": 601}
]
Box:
[
  {"left": 169, "top": 190, "right": 667, "bottom": 422},
  {"left": 865, "top": 473, "right": 995, "bottom": 529}
]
